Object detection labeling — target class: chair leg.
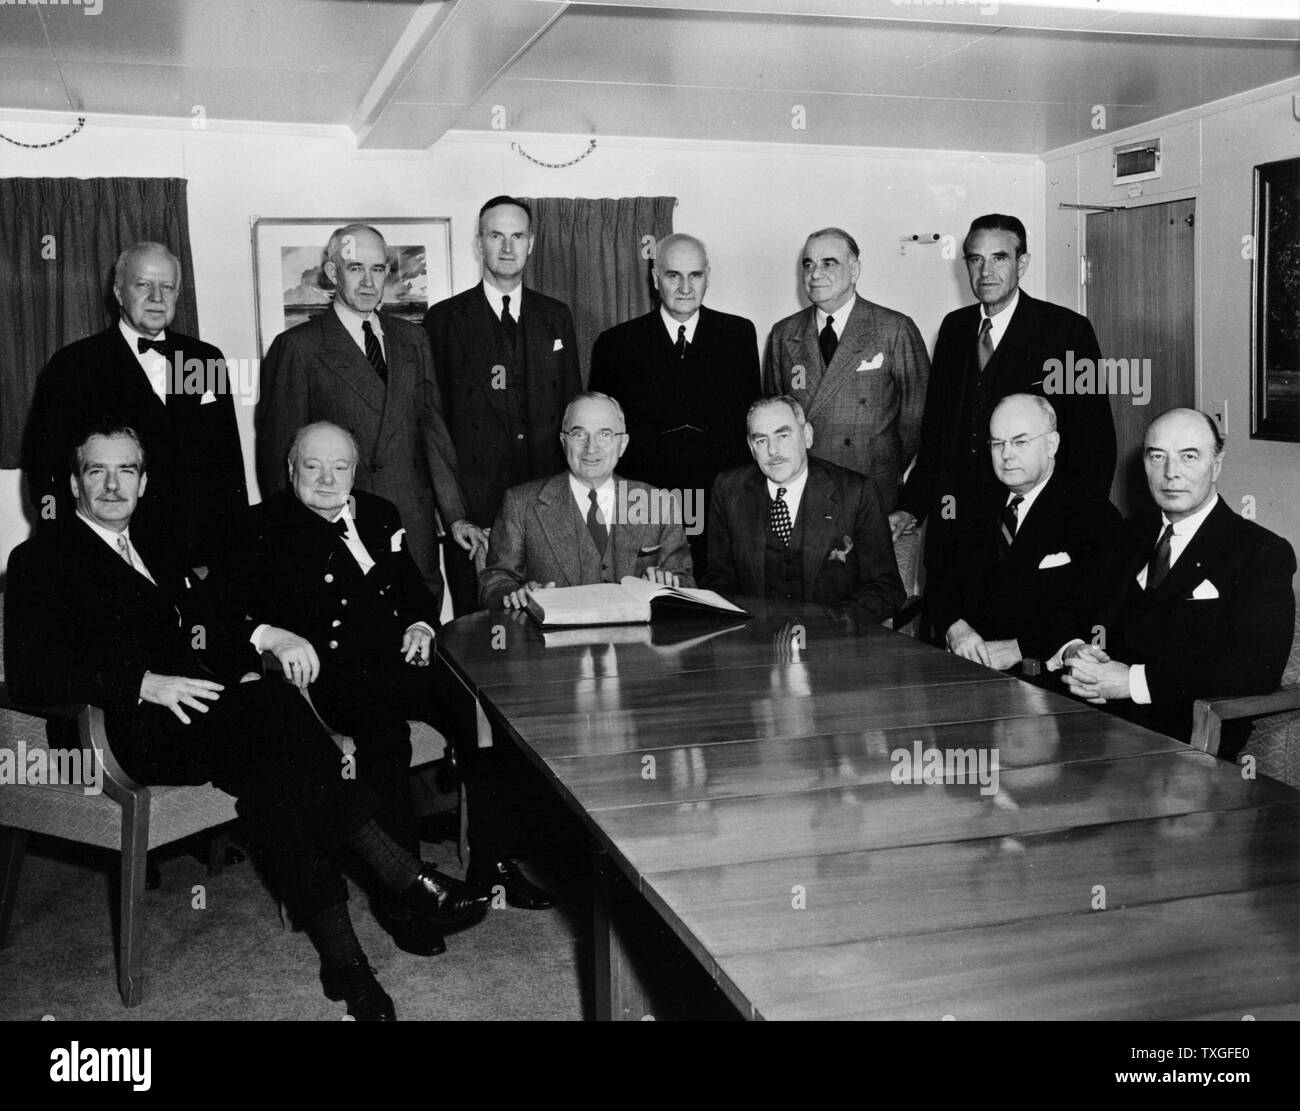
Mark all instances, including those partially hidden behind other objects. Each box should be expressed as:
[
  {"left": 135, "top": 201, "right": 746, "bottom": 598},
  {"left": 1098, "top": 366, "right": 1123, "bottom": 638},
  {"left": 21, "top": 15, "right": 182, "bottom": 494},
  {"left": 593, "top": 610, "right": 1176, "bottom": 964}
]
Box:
[
  {"left": 458, "top": 779, "right": 469, "bottom": 867},
  {"left": 207, "top": 828, "right": 231, "bottom": 877},
  {"left": 0, "top": 827, "right": 29, "bottom": 948},
  {"left": 117, "top": 794, "right": 150, "bottom": 1007}
]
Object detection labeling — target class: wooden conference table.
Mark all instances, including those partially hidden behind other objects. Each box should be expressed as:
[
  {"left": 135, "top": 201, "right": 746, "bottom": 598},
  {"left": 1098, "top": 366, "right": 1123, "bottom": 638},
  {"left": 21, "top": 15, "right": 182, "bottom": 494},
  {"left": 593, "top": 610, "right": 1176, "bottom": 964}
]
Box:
[{"left": 435, "top": 599, "right": 1299, "bottom": 1021}]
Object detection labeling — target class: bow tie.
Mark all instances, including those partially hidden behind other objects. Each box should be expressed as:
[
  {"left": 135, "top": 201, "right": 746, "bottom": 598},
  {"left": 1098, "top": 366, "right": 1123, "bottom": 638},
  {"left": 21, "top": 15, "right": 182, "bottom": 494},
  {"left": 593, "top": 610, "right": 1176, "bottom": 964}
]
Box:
[
  {"left": 332, "top": 517, "right": 350, "bottom": 538},
  {"left": 137, "top": 336, "right": 169, "bottom": 356}
]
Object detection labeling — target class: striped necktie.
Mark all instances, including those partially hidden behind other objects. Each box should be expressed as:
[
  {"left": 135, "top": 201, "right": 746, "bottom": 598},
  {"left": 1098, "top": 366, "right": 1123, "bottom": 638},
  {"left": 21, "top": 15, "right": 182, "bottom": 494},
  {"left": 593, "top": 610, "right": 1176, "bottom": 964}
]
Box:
[{"left": 362, "top": 320, "right": 387, "bottom": 384}]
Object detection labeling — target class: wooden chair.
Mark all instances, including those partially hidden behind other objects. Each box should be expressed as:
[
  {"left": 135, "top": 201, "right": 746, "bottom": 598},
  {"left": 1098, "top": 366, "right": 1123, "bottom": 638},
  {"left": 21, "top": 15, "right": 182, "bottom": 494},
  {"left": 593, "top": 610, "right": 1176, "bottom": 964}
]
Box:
[
  {"left": 0, "top": 595, "right": 238, "bottom": 1007},
  {"left": 1191, "top": 589, "right": 1300, "bottom": 787},
  {"left": 884, "top": 526, "right": 924, "bottom": 636}
]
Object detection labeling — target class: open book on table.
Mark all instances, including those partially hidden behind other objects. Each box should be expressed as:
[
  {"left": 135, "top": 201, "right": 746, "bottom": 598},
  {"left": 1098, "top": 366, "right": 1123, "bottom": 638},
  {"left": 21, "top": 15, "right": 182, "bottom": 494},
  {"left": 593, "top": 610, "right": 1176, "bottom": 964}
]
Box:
[{"left": 525, "top": 576, "right": 749, "bottom": 628}]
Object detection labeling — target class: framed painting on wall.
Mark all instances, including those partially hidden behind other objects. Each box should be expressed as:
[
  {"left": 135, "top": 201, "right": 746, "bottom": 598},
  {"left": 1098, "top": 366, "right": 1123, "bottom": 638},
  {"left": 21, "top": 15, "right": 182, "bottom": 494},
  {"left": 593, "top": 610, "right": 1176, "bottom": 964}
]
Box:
[
  {"left": 1251, "top": 158, "right": 1299, "bottom": 442},
  {"left": 250, "top": 217, "right": 453, "bottom": 357}
]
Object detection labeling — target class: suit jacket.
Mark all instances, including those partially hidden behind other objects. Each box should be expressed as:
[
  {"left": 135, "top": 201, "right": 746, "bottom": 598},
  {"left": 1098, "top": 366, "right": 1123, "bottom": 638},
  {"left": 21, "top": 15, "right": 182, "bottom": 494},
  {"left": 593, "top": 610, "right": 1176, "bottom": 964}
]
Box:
[
  {"left": 702, "top": 457, "right": 906, "bottom": 623},
  {"left": 926, "top": 470, "right": 1120, "bottom": 660},
  {"left": 4, "top": 520, "right": 242, "bottom": 720},
  {"left": 1050, "top": 496, "right": 1296, "bottom": 741},
  {"left": 589, "top": 305, "right": 759, "bottom": 494},
  {"left": 255, "top": 308, "right": 467, "bottom": 600},
  {"left": 22, "top": 325, "right": 247, "bottom": 569},
  {"left": 479, "top": 472, "right": 695, "bottom": 609},
  {"left": 422, "top": 283, "right": 580, "bottom": 527},
  {"left": 202, "top": 489, "right": 439, "bottom": 681},
  {"left": 763, "top": 296, "right": 930, "bottom": 511},
  {"left": 899, "top": 292, "right": 1116, "bottom": 527}
]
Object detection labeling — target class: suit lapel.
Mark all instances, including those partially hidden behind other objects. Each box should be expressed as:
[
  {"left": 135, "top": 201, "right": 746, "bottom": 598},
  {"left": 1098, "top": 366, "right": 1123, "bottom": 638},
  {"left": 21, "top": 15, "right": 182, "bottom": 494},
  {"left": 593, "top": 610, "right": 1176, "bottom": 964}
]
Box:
[
  {"left": 1150, "top": 497, "right": 1230, "bottom": 602},
  {"left": 988, "top": 294, "right": 1036, "bottom": 389},
  {"left": 799, "top": 464, "right": 840, "bottom": 594},
  {"left": 805, "top": 299, "right": 880, "bottom": 426},
  {"left": 457, "top": 285, "right": 514, "bottom": 432},
  {"left": 535, "top": 473, "right": 585, "bottom": 585},
  {"left": 319, "top": 310, "right": 386, "bottom": 422},
  {"left": 782, "top": 308, "right": 824, "bottom": 405},
  {"left": 740, "top": 470, "right": 770, "bottom": 595}
]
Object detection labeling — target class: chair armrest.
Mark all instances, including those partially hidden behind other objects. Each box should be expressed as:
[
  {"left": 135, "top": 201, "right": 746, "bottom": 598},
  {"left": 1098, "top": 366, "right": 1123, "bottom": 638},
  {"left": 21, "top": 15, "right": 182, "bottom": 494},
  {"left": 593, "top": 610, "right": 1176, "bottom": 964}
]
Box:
[
  {"left": 886, "top": 595, "right": 924, "bottom": 633},
  {"left": 76, "top": 704, "right": 146, "bottom": 805},
  {"left": 1191, "top": 685, "right": 1300, "bottom": 756}
]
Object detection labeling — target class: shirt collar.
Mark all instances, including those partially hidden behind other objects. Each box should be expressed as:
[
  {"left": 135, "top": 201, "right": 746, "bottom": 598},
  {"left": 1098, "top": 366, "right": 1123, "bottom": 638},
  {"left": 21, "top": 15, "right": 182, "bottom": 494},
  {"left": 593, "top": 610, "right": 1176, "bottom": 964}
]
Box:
[
  {"left": 76, "top": 509, "right": 133, "bottom": 551},
  {"left": 1007, "top": 464, "right": 1052, "bottom": 520},
  {"left": 119, "top": 317, "right": 167, "bottom": 349},
  {"left": 980, "top": 288, "right": 1020, "bottom": 345},
  {"left": 333, "top": 298, "right": 381, "bottom": 345},
  {"left": 482, "top": 281, "right": 522, "bottom": 322},
  {"left": 1161, "top": 491, "right": 1218, "bottom": 541},
  {"left": 816, "top": 292, "right": 856, "bottom": 334},
  {"left": 660, "top": 307, "right": 700, "bottom": 344},
  {"left": 766, "top": 463, "right": 809, "bottom": 504}
]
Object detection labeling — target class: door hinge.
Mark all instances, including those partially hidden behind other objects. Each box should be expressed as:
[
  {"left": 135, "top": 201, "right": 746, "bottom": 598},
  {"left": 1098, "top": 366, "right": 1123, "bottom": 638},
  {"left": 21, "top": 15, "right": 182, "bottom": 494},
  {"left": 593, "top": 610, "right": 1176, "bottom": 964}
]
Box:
[{"left": 1185, "top": 212, "right": 1195, "bottom": 228}]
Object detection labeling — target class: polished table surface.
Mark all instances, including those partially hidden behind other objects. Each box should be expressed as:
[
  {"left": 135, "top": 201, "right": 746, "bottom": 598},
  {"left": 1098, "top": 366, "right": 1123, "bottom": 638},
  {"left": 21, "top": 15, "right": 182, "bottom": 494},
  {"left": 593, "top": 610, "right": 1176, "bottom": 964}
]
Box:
[{"left": 436, "top": 600, "right": 1299, "bottom": 1020}]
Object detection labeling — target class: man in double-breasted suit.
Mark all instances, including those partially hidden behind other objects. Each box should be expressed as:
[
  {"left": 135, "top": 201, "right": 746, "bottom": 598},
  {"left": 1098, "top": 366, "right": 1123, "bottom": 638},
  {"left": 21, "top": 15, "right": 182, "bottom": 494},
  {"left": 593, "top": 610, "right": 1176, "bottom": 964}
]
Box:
[
  {"left": 928, "top": 394, "right": 1119, "bottom": 671},
  {"left": 256, "top": 223, "right": 479, "bottom": 614},
  {"left": 1048, "top": 408, "right": 1295, "bottom": 755},
  {"left": 24, "top": 241, "right": 247, "bottom": 571},
  {"left": 893, "top": 214, "right": 1117, "bottom": 612},
  {"left": 6, "top": 424, "right": 488, "bottom": 1019},
  {"left": 479, "top": 392, "right": 695, "bottom": 611},
  {"left": 702, "top": 396, "right": 904, "bottom": 624},
  {"left": 589, "top": 233, "right": 760, "bottom": 576},
  {"left": 763, "top": 227, "right": 930, "bottom": 514},
  {"left": 423, "top": 196, "right": 581, "bottom": 615}
]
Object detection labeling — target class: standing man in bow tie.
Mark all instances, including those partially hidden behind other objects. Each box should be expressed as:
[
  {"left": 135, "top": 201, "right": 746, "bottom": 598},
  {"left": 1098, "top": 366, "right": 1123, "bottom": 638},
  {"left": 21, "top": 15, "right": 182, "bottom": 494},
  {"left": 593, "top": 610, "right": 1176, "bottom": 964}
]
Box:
[
  {"left": 258, "top": 223, "right": 477, "bottom": 615},
  {"left": 23, "top": 241, "right": 247, "bottom": 571},
  {"left": 763, "top": 227, "right": 930, "bottom": 516},
  {"left": 589, "top": 233, "right": 759, "bottom": 576},
  {"left": 422, "top": 197, "right": 581, "bottom": 615}
]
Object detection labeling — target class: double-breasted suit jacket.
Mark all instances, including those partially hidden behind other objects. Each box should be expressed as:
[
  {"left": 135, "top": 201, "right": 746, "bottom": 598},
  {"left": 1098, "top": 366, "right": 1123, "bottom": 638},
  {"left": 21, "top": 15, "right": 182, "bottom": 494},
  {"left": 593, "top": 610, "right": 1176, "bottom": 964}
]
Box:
[
  {"left": 255, "top": 309, "right": 468, "bottom": 603},
  {"left": 763, "top": 297, "right": 930, "bottom": 512},
  {"left": 478, "top": 472, "right": 695, "bottom": 609},
  {"left": 23, "top": 325, "right": 247, "bottom": 569}
]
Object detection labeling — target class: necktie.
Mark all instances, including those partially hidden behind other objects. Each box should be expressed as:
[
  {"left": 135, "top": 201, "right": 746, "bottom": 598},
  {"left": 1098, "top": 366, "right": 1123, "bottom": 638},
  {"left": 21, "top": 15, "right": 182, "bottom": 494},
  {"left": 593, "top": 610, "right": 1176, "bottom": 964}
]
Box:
[
  {"left": 137, "top": 336, "right": 168, "bottom": 356},
  {"left": 1146, "top": 523, "right": 1174, "bottom": 590},
  {"left": 675, "top": 324, "right": 688, "bottom": 359},
  {"left": 997, "top": 494, "right": 1024, "bottom": 556},
  {"left": 977, "top": 317, "right": 994, "bottom": 371},
  {"left": 819, "top": 315, "right": 837, "bottom": 367},
  {"left": 770, "top": 487, "right": 793, "bottom": 546},
  {"left": 586, "top": 488, "right": 608, "bottom": 556},
  {"left": 501, "top": 294, "right": 517, "bottom": 347},
  {"left": 362, "top": 320, "right": 387, "bottom": 384},
  {"left": 115, "top": 534, "right": 134, "bottom": 568}
]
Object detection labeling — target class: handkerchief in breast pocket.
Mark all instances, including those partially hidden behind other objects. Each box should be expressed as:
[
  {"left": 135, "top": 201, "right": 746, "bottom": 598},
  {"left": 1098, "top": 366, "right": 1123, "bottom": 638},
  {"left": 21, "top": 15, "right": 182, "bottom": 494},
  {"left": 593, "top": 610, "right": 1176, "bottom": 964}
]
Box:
[
  {"left": 1190, "top": 578, "right": 1219, "bottom": 600},
  {"left": 1037, "top": 552, "right": 1071, "bottom": 569},
  {"left": 553, "top": 338, "right": 564, "bottom": 351},
  {"left": 390, "top": 528, "right": 406, "bottom": 553},
  {"left": 856, "top": 353, "right": 884, "bottom": 372},
  {"left": 200, "top": 389, "right": 218, "bottom": 405}
]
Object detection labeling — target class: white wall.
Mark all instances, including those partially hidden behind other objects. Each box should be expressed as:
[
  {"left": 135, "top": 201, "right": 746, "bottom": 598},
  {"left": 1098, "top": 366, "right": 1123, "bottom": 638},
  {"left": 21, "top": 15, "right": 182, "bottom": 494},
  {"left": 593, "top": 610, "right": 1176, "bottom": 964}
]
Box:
[
  {"left": 0, "top": 115, "right": 1040, "bottom": 573},
  {"left": 1042, "top": 79, "right": 1300, "bottom": 554}
]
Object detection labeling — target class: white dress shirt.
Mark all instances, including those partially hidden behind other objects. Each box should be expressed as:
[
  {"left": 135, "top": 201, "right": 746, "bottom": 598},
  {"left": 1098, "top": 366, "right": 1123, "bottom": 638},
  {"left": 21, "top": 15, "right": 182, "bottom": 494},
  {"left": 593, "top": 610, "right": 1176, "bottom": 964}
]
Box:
[
  {"left": 333, "top": 300, "right": 384, "bottom": 360},
  {"left": 119, "top": 319, "right": 170, "bottom": 403},
  {"left": 1004, "top": 466, "right": 1050, "bottom": 536},
  {"left": 816, "top": 293, "right": 857, "bottom": 340},
  {"left": 570, "top": 473, "right": 616, "bottom": 529},
  {"left": 979, "top": 288, "right": 1019, "bottom": 352},
  {"left": 660, "top": 307, "right": 700, "bottom": 345},
  {"left": 767, "top": 464, "right": 810, "bottom": 529},
  {"left": 483, "top": 281, "right": 523, "bottom": 324}
]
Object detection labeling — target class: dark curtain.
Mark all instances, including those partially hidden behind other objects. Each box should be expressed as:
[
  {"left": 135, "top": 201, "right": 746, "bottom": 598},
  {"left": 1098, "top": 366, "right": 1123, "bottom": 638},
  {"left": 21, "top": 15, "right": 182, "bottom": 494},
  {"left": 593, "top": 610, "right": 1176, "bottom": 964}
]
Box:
[
  {"left": 520, "top": 196, "right": 675, "bottom": 384},
  {"left": 0, "top": 177, "right": 199, "bottom": 468}
]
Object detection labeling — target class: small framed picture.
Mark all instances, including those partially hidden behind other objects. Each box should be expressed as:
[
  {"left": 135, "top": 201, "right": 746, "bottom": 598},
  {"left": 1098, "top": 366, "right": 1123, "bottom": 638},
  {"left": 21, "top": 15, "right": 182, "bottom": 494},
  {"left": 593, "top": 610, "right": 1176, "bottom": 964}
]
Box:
[
  {"left": 250, "top": 217, "right": 453, "bottom": 356},
  {"left": 1250, "top": 158, "right": 1299, "bottom": 442}
]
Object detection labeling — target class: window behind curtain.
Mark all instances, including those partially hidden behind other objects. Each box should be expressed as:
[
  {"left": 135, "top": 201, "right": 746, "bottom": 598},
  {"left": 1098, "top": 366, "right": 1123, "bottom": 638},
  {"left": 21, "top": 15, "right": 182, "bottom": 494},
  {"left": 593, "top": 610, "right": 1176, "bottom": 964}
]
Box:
[
  {"left": 519, "top": 196, "right": 675, "bottom": 384},
  {"left": 0, "top": 177, "right": 200, "bottom": 469}
]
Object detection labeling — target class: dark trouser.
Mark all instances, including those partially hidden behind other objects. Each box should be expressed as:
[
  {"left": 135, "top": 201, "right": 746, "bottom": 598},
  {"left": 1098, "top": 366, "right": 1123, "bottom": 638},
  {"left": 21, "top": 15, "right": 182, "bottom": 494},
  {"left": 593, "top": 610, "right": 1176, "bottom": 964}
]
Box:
[
  {"left": 312, "top": 661, "right": 435, "bottom": 856},
  {"left": 442, "top": 534, "right": 482, "bottom": 618},
  {"left": 110, "top": 679, "right": 379, "bottom": 921}
]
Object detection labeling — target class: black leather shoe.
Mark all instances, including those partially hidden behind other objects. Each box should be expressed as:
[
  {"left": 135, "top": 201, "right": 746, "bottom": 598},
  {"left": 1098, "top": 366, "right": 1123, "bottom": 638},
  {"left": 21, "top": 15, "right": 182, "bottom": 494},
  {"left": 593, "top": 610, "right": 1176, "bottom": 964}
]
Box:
[
  {"left": 468, "top": 858, "right": 555, "bottom": 910},
  {"left": 145, "top": 854, "right": 162, "bottom": 891},
  {"left": 320, "top": 957, "right": 396, "bottom": 1021},
  {"left": 376, "top": 900, "right": 446, "bottom": 957},
  {"left": 394, "top": 865, "right": 490, "bottom": 927}
]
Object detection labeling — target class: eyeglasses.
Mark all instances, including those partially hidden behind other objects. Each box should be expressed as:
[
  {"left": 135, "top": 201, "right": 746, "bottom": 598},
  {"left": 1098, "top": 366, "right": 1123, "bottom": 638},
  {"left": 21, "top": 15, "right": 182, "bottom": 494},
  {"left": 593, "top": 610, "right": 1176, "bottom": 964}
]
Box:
[
  {"left": 988, "top": 431, "right": 1050, "bottom": 454},
  {"left": 562, "top": 429, "right": 625, "bottom": 447}
]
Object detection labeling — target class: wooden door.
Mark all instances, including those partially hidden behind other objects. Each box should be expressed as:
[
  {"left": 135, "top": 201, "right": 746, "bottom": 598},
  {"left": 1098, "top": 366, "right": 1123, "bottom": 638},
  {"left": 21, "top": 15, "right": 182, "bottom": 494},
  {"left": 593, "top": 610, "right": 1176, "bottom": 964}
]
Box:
[{"left": 1085, "top": 199, "right": 1196, "bottom": 516}]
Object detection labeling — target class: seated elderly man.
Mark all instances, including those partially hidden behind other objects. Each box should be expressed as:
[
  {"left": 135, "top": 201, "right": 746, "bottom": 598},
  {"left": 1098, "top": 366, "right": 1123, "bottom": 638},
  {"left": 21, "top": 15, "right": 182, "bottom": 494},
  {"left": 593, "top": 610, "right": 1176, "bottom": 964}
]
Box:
[
  {"left": 1047, "top": 407, "right": 1296, "bottom": 755},
  {"left": 5, "top": 423, "right": 488, "bottom": 1020},
  {"left": 928, "top": 393, "right": 1119, "bottom": 671},
  {"left": 701, "top": 395, "right": 904, "bottom": 623},
  {"left": 479, "top": 390, "right": 695, "bottom": 611}
]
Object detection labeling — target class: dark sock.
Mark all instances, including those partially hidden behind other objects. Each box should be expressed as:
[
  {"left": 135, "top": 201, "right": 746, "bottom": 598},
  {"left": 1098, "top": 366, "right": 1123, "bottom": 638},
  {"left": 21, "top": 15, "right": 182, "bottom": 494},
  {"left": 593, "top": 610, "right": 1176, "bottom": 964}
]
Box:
[
  {"left": 304, "top": 902, "right": 365, "bottom": 970},
  {"left": 349, "top": 817, "right": 421, "bottom": 892}
]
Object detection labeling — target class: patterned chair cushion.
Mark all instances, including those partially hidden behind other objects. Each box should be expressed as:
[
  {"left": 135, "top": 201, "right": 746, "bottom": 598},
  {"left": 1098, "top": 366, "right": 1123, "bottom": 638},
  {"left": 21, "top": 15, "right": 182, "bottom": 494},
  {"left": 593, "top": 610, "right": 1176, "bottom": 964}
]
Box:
[{"left": 1237, "top": 587, "right": 1300, "bottom": 789}]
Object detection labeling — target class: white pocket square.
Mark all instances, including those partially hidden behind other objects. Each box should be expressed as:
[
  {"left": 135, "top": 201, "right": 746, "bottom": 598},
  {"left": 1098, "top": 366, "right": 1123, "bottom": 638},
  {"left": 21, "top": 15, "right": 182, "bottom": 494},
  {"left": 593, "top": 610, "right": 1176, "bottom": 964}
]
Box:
[
  {"left": 1038, "top": 552, "right": 1071, "bottom": 569},
  {"left": 553, "top": 338, "right": 564, "bottom": 351},
  {"left": 390, "top": 528, "right": 406, "bottom": 553},
  {"left": 856, "top": 353, "right": 884, "bottom": 372},
  {"left": 1191, "top": 579, "right": 1219, "bottom": 600},
  {"left": 200, "top": 389, "right": 217, "bottom": 405}
]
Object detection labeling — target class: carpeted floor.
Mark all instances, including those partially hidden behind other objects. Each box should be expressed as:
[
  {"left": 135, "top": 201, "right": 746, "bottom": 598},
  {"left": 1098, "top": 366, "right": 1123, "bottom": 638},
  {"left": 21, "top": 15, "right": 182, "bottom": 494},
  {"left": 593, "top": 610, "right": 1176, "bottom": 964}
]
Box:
[{"left": 0, "top": 828, "right": 592, "bottom": 1022}]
